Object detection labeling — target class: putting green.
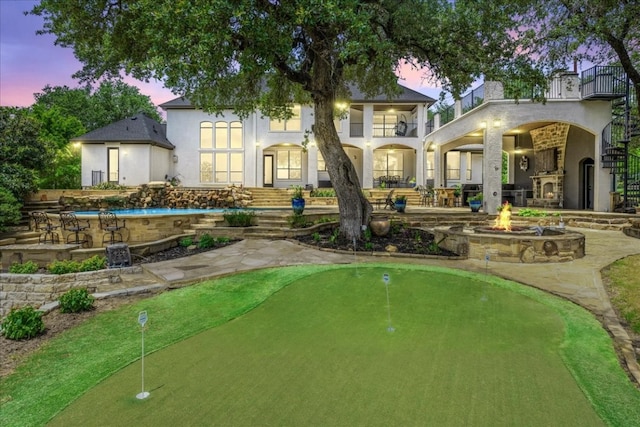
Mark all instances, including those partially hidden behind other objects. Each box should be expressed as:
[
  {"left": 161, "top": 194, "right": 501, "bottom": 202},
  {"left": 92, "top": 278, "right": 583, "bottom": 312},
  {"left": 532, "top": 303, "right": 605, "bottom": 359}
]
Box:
[{"left": 49, "top": 267, "right": 608, "bottom": 426}]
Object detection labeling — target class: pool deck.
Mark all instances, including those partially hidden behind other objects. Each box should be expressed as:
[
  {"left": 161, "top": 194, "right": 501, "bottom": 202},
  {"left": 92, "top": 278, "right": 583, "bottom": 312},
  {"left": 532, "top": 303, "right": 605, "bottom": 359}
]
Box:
[{"left": 104, "top": 226, "right": 640, "bottom": 385}]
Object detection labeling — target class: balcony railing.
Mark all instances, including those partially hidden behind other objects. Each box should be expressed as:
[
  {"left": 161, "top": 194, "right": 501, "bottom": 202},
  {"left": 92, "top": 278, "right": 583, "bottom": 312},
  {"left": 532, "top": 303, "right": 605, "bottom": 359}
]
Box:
[
  {"left": 461, "top": 85, "right": 484, "bottom": 114},
  {"left": 581, "top": 65, "right": 627, "bottom": 100},
  {"left": 349, "top": 122, "right": 420, "bottom": 138}
]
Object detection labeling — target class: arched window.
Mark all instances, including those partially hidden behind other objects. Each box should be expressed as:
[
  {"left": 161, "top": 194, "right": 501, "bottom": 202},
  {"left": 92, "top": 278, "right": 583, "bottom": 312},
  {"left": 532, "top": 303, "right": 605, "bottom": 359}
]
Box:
[
  {"left": 200, "top": 122, "right": 213, "bottom": 149},
  {"left": 200, "top": 120, "right": 244, "bottom": 184}
]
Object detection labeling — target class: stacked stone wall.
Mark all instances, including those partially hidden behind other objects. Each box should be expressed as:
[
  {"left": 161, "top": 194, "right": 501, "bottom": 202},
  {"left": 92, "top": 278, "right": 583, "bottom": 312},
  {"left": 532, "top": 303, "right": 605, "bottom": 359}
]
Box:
[
  {"left": 56, "top": 184, "right": 253, "bottom": 212},
  {"left": 0, "top": 267, "right": 142, "bottom": 318}
]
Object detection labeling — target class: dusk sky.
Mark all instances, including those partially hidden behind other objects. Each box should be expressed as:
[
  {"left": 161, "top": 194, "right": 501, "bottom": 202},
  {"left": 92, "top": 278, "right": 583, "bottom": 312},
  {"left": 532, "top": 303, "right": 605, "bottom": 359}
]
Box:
[{"left": 0, "top": 0, "right": 440, "bottom": 110}]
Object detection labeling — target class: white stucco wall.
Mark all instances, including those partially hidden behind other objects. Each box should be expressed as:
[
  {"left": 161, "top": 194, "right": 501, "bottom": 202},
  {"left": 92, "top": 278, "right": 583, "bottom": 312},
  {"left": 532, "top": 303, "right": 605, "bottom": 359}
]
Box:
[{"left": 425, "top": 98, "right": 613, "bottom": 212}]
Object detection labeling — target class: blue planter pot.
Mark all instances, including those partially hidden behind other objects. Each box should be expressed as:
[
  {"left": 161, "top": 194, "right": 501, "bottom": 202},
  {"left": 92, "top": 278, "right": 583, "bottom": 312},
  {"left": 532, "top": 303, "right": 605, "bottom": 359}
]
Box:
[
  {"left": 469, "top": 201, "right": 482, "bottom": 212},
  {"left": 292, "top": 198, "right": 305, "bottom": 214},
  {"left": 394, "top": 200, "right": 407, "bottom": 213}
]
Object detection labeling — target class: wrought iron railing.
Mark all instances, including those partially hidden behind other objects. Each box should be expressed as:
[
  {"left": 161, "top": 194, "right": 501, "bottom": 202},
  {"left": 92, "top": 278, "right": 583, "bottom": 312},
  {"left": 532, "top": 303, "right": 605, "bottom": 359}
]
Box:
[
  {"left": 581, "top": 65, "right": 627, "bottom": 99},
  {"left": 461, "top": 84, "right": 484, "bottom": 114}
]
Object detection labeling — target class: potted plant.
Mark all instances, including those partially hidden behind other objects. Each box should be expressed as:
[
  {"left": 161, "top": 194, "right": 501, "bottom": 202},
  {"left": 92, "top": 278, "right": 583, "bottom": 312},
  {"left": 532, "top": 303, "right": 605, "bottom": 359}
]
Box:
[
  {"left": 290, "top": 185, "right": 305, "bottom": 214},
  {"left": 467, "top": 192, "right": 483, "bottom": 212},
  {"left": 394, "top": 194, "right": 407, "bottom": 213}
]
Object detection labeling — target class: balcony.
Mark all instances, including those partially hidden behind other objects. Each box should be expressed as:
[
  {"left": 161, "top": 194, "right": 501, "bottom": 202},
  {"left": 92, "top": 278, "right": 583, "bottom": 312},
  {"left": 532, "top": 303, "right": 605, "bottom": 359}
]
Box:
[
  {"left": 349, "top": 122, "right": 420, "bottom": 138},
  {"left": 581, "top": 66, "right": 627, "bottom": 100}
]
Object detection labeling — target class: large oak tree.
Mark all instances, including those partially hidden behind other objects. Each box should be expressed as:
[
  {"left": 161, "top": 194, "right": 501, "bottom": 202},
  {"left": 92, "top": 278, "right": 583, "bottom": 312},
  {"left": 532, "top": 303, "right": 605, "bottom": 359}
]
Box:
[
  {"left": 515, "top": 0, "right": 640, "bottom": 125},
  {"left": 32, "top": 0, "right": 537, "bottom": 239}
]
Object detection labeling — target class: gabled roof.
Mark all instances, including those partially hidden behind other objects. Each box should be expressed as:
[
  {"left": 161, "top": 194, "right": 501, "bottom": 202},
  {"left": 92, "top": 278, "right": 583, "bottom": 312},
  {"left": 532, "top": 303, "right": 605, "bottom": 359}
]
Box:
[
  {"left": 71, "top": 114, "right": 174, "bottom": 149},
  {"left": 160, "top": 83, "right": 435, "bottom": 109},
  {"left": 349, "top": 84, "right": 435, "bottom": 104}
]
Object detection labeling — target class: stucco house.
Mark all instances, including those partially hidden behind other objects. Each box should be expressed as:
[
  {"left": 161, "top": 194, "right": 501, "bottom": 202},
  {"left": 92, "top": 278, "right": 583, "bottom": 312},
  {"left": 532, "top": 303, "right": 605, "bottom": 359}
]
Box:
[
  {"left": 74, "top": 113, "right": 175, "bottom": 186},
  {"left": 75, "top": 66, "right": 638, "bottom": 214}
]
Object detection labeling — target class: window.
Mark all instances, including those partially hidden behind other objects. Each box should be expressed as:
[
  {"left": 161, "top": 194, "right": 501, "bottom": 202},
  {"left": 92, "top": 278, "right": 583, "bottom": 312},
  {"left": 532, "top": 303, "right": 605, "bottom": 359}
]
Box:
[
  {"left": 277, "top": 150, "right": 302, "bottom": 179},
  {"left": 215, "top": 121, "right": 227, "bottom": 149},
  {"left": 200, "top": 121, "right": 244, "bottom": 184},
  {"left": 373, "top": 150, "right": 404, "bottom": 178},
  {"left": 200, "top": 153, "right": 213, "bottom": 182},
  {"left": 373, "top": 114, "right": 397, "bottom": 137},
  {"left": 200, "top": 122, "right": 213, "bottom": 148},
  {"left": 108, "top": 147, "right": 119, "bottom": 182},
  {"left": 270, "top": 105, "right": 301, "bottom": 131},
  {"left": 230, "top": 121, "right": 243, "bottom": 148},
  {"left": 445, "top": 151, "right": 460, "bottom": 180},
  {"left": 318, "top": 152, "right": 327, "bottom": 171},
  {"left": 426, "top": 151, "right": 434, "bottom": 179}
]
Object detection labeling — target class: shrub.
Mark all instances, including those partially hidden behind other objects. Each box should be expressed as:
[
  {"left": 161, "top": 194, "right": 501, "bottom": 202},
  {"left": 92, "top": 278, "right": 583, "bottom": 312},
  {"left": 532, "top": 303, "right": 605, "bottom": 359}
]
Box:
[
  {"left": 179, "top": 236, "right": 194, "bottom": 247},
  {"left": 59, "top": 288, "right": 95, "bottom": 313},
  {"left": 223, "top": 210, "right": 256, "bottom": 227},
  {"left": 517, "top": 208, "right": 547, "bottom": 217},
  {"left": 0, "top": 187, "right": 22, "bottom": 231},
  {"left": 216, "top": 236, "right": 230, "bottom": 244},
  {"left": 48, "top": 259, "right": 82, "bottom": 275},
  {"left": 79, "top": 255, "right": 107, "bottom": 272},
  {"left": 1, "top": 306, "right": 45, "bottom": 340},
  {"left": 288, "top": 213, "right": 311, "bottom": 228},
  {"left": 102, "top": 195, "right": 126, "bottom": 207},
  {"left": 9, "top": 260, "right": 39, "bottom": 274},
  {"left": 198, "top": 233, "right": 217, "bottom": 249},
  {"left": 91, "top": 182, "right": 128, "bottom": 190},
  {"left": 48, "top": 256, "right": 106, "bottom": 274},
  {"left": 310, "top": 189, "right": 336, "bottom": 197}
]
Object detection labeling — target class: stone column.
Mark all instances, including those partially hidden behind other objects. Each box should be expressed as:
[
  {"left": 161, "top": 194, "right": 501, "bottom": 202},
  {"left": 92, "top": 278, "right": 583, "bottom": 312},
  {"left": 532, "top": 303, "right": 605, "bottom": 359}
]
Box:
[
  {"left": 307, "top": 144, "right": 319, "bottom": 188},
  {"left": 483, "top": 126, "right": 503, "bottom": 214},
  {"left": 363, "top": 143, "right": 374, "bottom": 188}
]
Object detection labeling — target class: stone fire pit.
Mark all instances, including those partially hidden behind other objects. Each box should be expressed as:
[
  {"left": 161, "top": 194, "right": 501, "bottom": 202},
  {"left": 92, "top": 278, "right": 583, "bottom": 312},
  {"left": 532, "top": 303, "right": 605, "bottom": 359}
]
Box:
[{"left": 433, "top": 225, "right": 585, "bottom": 263}]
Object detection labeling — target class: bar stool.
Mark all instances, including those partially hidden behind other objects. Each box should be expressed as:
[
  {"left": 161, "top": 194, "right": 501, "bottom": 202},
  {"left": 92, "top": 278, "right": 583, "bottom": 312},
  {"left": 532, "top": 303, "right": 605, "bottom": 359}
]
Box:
[
  {"left": 59, "top": 211, "right": 91, "bottom": 247},
  {"left": 31, "top": 211, "right": 60, "bottom": 244}
]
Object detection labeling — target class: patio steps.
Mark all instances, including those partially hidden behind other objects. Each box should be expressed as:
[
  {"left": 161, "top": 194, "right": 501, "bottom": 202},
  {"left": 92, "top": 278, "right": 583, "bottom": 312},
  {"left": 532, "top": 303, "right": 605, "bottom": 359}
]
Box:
[{"left": 246, "top": 187, "right": 292, "bottom": 206}]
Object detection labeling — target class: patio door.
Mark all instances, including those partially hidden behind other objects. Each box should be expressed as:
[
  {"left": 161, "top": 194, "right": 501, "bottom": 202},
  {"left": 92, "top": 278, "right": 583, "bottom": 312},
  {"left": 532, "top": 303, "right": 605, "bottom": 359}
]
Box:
[
  {"left": 263, "top": 154, "right": 273, "bottom": 187},
  {"left": 108, "top": 147, "right": 119, "bottom": 183}
]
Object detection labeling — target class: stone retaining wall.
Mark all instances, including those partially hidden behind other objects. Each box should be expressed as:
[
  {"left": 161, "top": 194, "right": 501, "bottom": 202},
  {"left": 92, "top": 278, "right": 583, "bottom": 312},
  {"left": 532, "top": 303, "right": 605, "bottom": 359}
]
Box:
[
  {"left": 0, "top": 267, "right": 142, "bottom": 318},
  {"left": 54, "top": 183, "right": 253, "bottom": 211},
  {"left": 623, "top": 219, "right": 640, "bottom": 239}
]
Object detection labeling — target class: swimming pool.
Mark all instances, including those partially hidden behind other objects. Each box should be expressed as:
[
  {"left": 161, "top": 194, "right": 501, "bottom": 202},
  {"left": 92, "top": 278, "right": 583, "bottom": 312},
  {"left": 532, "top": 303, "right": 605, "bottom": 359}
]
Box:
[{"left": 74, "top": 208, "right": 229, "bottom": 216}]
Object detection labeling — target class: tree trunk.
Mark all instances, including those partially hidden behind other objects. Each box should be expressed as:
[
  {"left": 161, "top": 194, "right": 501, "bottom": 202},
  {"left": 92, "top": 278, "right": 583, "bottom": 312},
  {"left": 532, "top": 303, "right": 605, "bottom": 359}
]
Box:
[{"left": 313, "top": 99, "right": 373, "bottom": 241}]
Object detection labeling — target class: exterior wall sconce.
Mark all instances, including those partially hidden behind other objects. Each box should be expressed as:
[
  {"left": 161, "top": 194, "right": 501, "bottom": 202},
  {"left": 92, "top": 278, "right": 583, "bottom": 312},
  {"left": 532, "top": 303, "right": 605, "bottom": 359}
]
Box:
[
  {"left": 365, "top": 141, "right": 371, "bottom": 147},
  {"left": 493, "top": 119, "right": 502, "bottom": 128},
  {"left": 172, "top": 155, "right": 179, "bottom": 163},
  {"left": 255, "top": 141, "right": 261, "bottom": 147},
  {"left": 480, "top": 121, "right": 487, "bottom": 128}
]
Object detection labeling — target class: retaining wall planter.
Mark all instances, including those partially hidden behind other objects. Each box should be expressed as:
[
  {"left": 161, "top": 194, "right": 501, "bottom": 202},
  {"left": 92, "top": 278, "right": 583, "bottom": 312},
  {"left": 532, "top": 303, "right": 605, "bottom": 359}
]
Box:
[{"left": 0, "top": 266, "right": 142, "bottom": 318}]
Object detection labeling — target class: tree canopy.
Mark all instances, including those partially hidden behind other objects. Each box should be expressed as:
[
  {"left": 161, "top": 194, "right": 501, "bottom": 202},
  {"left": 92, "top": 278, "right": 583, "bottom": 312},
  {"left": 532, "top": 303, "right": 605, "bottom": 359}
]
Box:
[
  {"left": 0, "top": 107, "right": 51, "bottom": 199},
  {"left": 33, "top": 80, "right": 163, "bottom": 131},
  {"left": 31, "top": 0, "right": 544, "bottom": 238},
  {"left": 514, "top": 0, "right": 640, "bottom": 123}
]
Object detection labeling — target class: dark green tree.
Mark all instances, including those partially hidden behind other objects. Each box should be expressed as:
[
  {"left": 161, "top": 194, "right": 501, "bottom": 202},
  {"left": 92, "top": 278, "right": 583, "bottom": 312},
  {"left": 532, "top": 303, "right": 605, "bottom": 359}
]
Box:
[
  {"left": 30, "top": 80, "right": 162, "bottom": 189},
  {"left": 33, "top": 80, "right": 163, "bottom": 131},
  {"left": 514, "top": 0, "right": 640, "bottom": 122},
  {"left": 30, "top": 105, "right": 84, "bottom": 189},
  {"left": 0, "top": 107, "right": 51, "bottom": 199},
  {"left": 32, "top": 0, "right": 539, "bottom": 239}
]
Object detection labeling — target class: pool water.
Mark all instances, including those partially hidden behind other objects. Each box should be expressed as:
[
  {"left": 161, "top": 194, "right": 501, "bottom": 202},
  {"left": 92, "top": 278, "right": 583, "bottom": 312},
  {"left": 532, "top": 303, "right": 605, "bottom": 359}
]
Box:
[{"left": 74, "top": 208, "right": 228, "bottom": 216}]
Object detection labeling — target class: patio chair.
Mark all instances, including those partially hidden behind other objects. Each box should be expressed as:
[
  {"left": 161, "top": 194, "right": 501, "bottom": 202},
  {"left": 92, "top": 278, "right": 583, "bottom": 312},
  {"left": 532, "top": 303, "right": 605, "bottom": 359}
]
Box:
[
  {"left": 383, "top": 190, "right": 396, "bottom": 210},
  {"left": 31, "top": 211, "right": 60, "bottom": 244},
  {"left": 98, "top": 211, "right": 127, "bottom": 246},
  {"left": 59, "top": 211, "right": 91, "bottom": 247}
]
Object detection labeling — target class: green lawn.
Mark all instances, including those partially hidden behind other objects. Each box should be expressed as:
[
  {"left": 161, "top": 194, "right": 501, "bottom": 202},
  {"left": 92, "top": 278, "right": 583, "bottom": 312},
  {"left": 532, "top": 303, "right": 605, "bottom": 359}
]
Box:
[{"left": 2, "top": 264, "right": 640, "bottom": 426}]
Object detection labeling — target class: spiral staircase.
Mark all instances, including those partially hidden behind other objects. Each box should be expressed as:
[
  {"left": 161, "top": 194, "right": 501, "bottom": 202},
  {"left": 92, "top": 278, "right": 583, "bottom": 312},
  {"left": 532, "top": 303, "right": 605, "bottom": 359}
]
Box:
[{"left": 583, "top": 66, "right": 640, "bottom": 211}]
